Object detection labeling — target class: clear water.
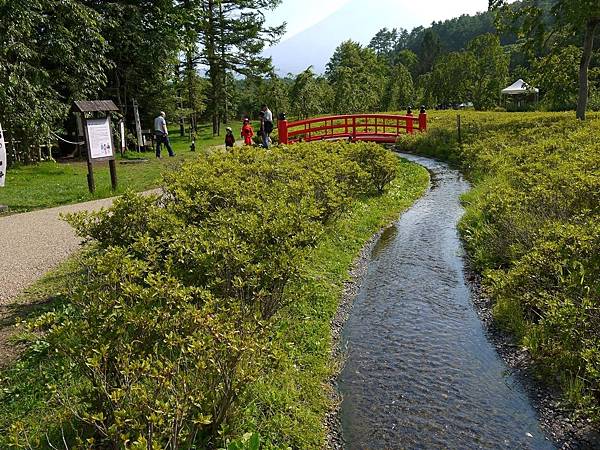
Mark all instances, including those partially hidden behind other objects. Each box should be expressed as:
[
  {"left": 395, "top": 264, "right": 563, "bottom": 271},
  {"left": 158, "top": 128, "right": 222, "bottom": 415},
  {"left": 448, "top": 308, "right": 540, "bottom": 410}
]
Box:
[{"left": 338, "top": 154, "right": 555, "bottom": 450}]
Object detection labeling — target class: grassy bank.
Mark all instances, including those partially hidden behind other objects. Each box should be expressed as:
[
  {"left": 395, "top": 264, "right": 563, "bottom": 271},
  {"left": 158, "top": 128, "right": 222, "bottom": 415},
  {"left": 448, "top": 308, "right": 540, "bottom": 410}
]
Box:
[
  {"left": 0, "top": 122, "right": 249, "bottom": 213},
  {"left": 0, "top": 143, "right": 429, "bottom": 448},
  {"left": 397, "top": 111, "right": 600, "bottom": 419}
]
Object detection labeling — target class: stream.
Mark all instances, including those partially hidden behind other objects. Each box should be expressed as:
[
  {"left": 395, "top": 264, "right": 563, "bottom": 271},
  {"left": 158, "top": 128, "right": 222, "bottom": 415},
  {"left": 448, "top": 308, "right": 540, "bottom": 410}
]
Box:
[{"left": 338, "top": 154, "right": 555, "bottom": 449}]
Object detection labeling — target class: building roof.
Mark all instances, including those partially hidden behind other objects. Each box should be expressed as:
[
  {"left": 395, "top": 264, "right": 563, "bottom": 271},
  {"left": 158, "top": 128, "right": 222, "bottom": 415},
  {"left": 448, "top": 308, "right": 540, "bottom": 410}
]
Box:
[{"left": 501, "top": 79, "right": 539, "bottom": 95}]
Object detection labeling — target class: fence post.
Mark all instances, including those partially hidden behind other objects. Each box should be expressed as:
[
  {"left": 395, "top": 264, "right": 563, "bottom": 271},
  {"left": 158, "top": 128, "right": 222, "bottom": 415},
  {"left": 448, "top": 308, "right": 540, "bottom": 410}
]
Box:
[
  {"left": 406, "top": 107, "right": 414, "bottom": 134},
  {"left": 419, "top": 106, "right": 427, "bottom": 132},
  {"left": 278, "top": 113, "right": 288, "bottom": 144}
]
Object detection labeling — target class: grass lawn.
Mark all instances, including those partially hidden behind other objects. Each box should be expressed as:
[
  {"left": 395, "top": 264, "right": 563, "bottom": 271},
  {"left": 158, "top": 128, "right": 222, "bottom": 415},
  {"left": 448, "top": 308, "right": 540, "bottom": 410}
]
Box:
[{"left": 0, "top": 122, "right": 251, "bottom": 213}]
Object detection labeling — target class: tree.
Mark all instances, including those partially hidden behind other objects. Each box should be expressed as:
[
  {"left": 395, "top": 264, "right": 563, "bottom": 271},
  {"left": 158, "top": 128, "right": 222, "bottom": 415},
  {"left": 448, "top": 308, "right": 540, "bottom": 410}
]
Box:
[
  {"left": 490, "top": 0, "right": 600, "bottom": 119},
  {"left": 0, "top": 0, "right": 109, "bottom": 158},
  {"left": 426, "top": 52, "right": 475, "bottom": 107},
  {"left": 326, "top": 41, "right": 385, "bottom": 114},
  {"left": 85, "top": 0, "right": 181, "bottom": 125},
  {"left": 416, "top": 29, "right": 442, "bottom": 75},
  {"left": 191, "top": 0, "right": 285, "bottom": 134},
  {"left": 289, "top": 67, "right": 329, "bottom": 119},
  {"left": 533, "top": 45, "right": 580, "bottom": 110},
  {"left": 468, "top": 34, "right": 509, "bottom": 110},
  {"left": 381, "top": 64, "right": 414, "bottom": 111},
  {"left": 394, "top": 50, "right": 419, "bottom": 77},
  {"left": 369, "top": 28, "right": 400, "bottom": 61}
]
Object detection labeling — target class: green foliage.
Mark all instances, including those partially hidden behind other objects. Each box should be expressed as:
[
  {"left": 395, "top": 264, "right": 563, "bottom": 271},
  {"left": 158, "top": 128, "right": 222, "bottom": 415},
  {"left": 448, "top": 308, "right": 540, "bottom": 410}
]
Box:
[
  {"left": 381, "top": 64, "right": 415, "bottom": 111},
  {"left": 397, "top": 110, "right": 600, "bottom": 420},
  {"left": 0, "top": 127, "right": 241, "bottom": 213},
  {"left": 0, "top": 0, "right": 109, "bottom": 154},
  {"left": 327, "top": 41, "right": 386, "bottom": 114},
  {"left": 423, "top": 34, "right": 508, "bottom": 110},
  {"left": 346, "top": 143, "right": 399, "bottom": 193},
  {"left": 468, "top": 34, "right": 509, "bottom": 110},
  {"left": 490, "top": 0, "right": 600, "bottom": 119},
  {"left": 4, "top": 141, "right": 408, "bottom": 447},
  {"left": 289, "top": 67, "right": 331, "bottom": 119},
  {"left": 91, "top": 0, "right": 182, "bottom": 126},
  {"left": 426, "top": 52, "right": 475, "bottom": 107},
  {"left": 533, "top": 45, "right": 580, "bottom": 110}
]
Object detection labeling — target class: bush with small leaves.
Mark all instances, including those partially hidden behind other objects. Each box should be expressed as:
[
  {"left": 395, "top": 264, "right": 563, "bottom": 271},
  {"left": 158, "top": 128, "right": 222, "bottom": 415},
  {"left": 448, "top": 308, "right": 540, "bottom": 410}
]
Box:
[{"left": 12, "top": 140, "right": 401, "bottom": 448}]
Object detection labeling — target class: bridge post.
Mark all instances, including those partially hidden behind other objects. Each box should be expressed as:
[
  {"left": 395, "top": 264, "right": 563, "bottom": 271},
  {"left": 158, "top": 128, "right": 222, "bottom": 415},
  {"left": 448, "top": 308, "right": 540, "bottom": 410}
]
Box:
[
  {"left": 278, "top": 113, "right": 288, "bottom": 144},
  {"left": 406, "top": 107, "right": 414, "bottom": 134},
  {"left": 419, "top": 106, "right": 427, "bottom": 132}
]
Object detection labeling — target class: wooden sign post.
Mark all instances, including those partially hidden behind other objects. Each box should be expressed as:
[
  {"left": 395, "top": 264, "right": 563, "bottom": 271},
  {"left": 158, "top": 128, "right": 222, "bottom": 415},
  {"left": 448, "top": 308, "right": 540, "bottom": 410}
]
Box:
[
  {"left": 73, "top": 100, "right": 120, "bottom": 193},
  {"left": 0, "top": 122, "right": 7, "bottom": 212},
  {"left": 0, "top": 122, "right": 6, "bottom": 188}
]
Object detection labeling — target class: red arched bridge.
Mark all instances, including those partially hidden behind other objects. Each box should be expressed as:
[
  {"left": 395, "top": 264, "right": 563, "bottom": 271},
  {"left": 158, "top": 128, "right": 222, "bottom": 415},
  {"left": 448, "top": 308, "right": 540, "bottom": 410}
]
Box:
[{"left": 277, "top": 109, "right": 427, "bottom": 145}]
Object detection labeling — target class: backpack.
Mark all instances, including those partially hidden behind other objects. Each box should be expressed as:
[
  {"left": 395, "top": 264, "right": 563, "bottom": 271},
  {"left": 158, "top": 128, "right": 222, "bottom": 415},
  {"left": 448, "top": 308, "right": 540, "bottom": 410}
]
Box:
[{"left": 264, "top": 120, "right": 273, "bottom": 134}]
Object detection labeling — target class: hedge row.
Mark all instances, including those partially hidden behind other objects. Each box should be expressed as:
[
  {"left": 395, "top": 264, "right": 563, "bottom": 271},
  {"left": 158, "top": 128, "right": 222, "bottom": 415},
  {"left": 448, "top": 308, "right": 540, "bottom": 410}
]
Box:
[
  {"left": 397, "top": 111, "right": 600, "bottom": 420},
  {"left": 3, "top": 141, "right": 414, "bottom": 448}
]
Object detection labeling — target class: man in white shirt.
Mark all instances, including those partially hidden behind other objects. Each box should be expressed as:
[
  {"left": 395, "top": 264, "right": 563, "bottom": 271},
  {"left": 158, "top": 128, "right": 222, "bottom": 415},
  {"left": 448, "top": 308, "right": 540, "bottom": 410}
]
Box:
[
  {"left": 154, "top": 111, "right": 175, "bottom": 158},
  {"left": 261, "top": 104, "right": 273, "bottom": 148}
]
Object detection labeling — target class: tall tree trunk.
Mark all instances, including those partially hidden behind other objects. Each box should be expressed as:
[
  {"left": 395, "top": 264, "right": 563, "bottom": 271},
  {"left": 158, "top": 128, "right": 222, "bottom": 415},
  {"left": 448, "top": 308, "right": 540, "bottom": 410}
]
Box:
[
  {"left": 205, "top": 0, "right": 221, "bottom": 135},
  {"left": 186, "top": 50, "right": 197, "bottom": 133},
  {"left": 577, "top": 19, "right": 599, "bottom": 120},
  {"left": 219, "top": 2, "right": 228, "bottom": 125},
  {"left": 183, "top": 0, "right": 197, "bottom": 135}
]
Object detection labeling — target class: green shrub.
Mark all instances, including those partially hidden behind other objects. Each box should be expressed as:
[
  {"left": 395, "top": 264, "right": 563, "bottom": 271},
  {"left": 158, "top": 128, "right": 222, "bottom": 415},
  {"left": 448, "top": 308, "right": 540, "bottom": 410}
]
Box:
[
  {"left": 6, "top": 140, "right": 404, "bottom": 448},
  {"left": 345, "top": 143, "right": 399, "bottom": 193},
  {"left": 401, "top": 110, "right": 600, "bottom": 420}
]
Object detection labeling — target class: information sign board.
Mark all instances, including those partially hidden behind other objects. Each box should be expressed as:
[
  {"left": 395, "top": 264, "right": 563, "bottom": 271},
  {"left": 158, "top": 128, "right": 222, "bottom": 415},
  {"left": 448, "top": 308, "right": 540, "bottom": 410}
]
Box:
[{"left": 86, "top": 117, "right": 114, "bottom": 160}]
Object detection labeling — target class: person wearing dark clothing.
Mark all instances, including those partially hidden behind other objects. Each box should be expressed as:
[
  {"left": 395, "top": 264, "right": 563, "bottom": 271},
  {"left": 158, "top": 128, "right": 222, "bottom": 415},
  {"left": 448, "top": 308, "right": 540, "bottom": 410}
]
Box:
[
  {"left": 225, "top": 127, "right": 235, "bottom": 148},
  {"left": 154, "top": 111, "right": 175, "bottom": 158},
  {"left": 261, "top": 104, "right": 273, "bottom": 148}
]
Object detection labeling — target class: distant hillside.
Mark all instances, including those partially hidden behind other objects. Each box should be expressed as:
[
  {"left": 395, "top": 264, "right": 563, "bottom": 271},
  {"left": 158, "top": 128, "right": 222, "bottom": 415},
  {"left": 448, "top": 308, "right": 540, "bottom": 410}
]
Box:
[{"left": 413, "top": 12, "right": 503, "bottom": 53}]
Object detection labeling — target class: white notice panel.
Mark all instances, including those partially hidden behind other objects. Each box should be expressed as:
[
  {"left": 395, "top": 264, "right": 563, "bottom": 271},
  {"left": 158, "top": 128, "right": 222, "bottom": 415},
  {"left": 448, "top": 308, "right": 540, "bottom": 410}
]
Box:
[
  {"left": 86, "top": 117, "right": 114, "bottom": 160},
  {"left": 0, "top": 122, "right": 6, "bottom": 187},
  {"left": 120, "top": 120, "right": 126, "bottom": 152}
]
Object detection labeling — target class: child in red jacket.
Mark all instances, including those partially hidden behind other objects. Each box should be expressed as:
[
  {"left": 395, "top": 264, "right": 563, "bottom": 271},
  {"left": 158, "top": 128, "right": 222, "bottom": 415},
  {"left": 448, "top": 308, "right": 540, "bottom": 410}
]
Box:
[{"left": 241, "top": 118, "right": 254, "bottom": 145}]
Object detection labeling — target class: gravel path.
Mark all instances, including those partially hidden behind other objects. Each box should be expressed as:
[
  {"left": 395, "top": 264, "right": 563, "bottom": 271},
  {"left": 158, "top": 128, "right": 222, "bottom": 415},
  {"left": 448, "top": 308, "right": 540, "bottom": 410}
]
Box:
[{"left": 0, "top": 196, "right": 132, "bottom": 305}]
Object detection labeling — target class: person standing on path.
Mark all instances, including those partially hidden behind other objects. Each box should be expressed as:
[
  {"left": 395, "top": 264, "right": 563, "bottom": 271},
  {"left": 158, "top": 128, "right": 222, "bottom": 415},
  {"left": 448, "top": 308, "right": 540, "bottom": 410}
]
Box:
[
  {"left": 154, "top": 111, "right": 175, "bottom": 158},
  {"left": 241, "top": 118, "right": 254, "bottom": 145},
  {"left": 225, "top": 127, "right": 235, "bottom": 148},
  {"left": 261, "top": 104, "right": 273, "bottom": 148}
]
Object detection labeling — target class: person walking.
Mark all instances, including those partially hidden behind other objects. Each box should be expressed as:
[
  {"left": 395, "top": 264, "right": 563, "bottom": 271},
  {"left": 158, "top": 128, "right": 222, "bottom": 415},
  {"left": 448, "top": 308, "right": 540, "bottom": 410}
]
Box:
[
  {"left": 258, "top": 111, "right": 265, "bottom": 147},
  {"left": 154, "top": 111, "right": 175, "bottom": 158},
  {"left": 261, "top": 104, "right": 273, "bottom": 148},
  {"left": 225, "top": 127, "right": 235, "bottom": 148},
  {"left": 241, "top": 118, "right": 254, "bottom": 145}
]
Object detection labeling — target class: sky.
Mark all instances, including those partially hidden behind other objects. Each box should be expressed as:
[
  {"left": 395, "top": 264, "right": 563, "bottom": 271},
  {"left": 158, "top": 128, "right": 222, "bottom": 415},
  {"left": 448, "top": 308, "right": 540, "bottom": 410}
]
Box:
[{"left": 263, "top": 0, "right": 492, "bottom": 75}]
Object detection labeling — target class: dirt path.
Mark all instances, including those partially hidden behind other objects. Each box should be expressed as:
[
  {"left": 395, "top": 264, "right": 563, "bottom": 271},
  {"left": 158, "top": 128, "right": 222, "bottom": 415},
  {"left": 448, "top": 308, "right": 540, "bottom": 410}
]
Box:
[
  {"left": 0, "top": 193, "right": 163, "bottom": 367},
  {"left": 0, "top": 196, "right": 128, "bottom": 305}
]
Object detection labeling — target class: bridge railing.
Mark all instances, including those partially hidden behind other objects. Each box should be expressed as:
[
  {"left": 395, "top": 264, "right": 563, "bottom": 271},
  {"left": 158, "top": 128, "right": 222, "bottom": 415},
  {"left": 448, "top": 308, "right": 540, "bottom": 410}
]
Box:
[{"left": 277, "top": 110, "right": 427, "bottom": 145}]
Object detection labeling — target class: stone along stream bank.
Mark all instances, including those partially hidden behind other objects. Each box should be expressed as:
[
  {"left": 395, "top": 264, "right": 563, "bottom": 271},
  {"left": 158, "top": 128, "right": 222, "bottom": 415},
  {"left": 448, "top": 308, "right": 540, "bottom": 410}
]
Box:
[{"left": 337, "top": 155, "right": 556, "bottom": 449}]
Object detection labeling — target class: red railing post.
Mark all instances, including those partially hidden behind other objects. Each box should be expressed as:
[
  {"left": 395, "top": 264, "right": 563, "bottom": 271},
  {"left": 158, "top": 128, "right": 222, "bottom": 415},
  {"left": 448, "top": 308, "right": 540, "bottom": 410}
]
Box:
[
  {"left": 419, "top": 106, "right": 427, "bottom": 132},
  {"left": 352, "top": 116, "right": 356, "bottom": 141},
  {"left": 278, "top": 114, "right": 288, "bottom": 144},
  {"left": 406, "top": 108, "right": 414, "bottom": 134}
]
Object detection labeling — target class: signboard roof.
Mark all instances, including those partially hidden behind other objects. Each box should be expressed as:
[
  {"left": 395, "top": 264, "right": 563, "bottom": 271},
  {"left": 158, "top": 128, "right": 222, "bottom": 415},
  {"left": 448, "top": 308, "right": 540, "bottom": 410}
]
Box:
[{"left": 73, "top": 100, "right": 119, "bottom": 113}]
